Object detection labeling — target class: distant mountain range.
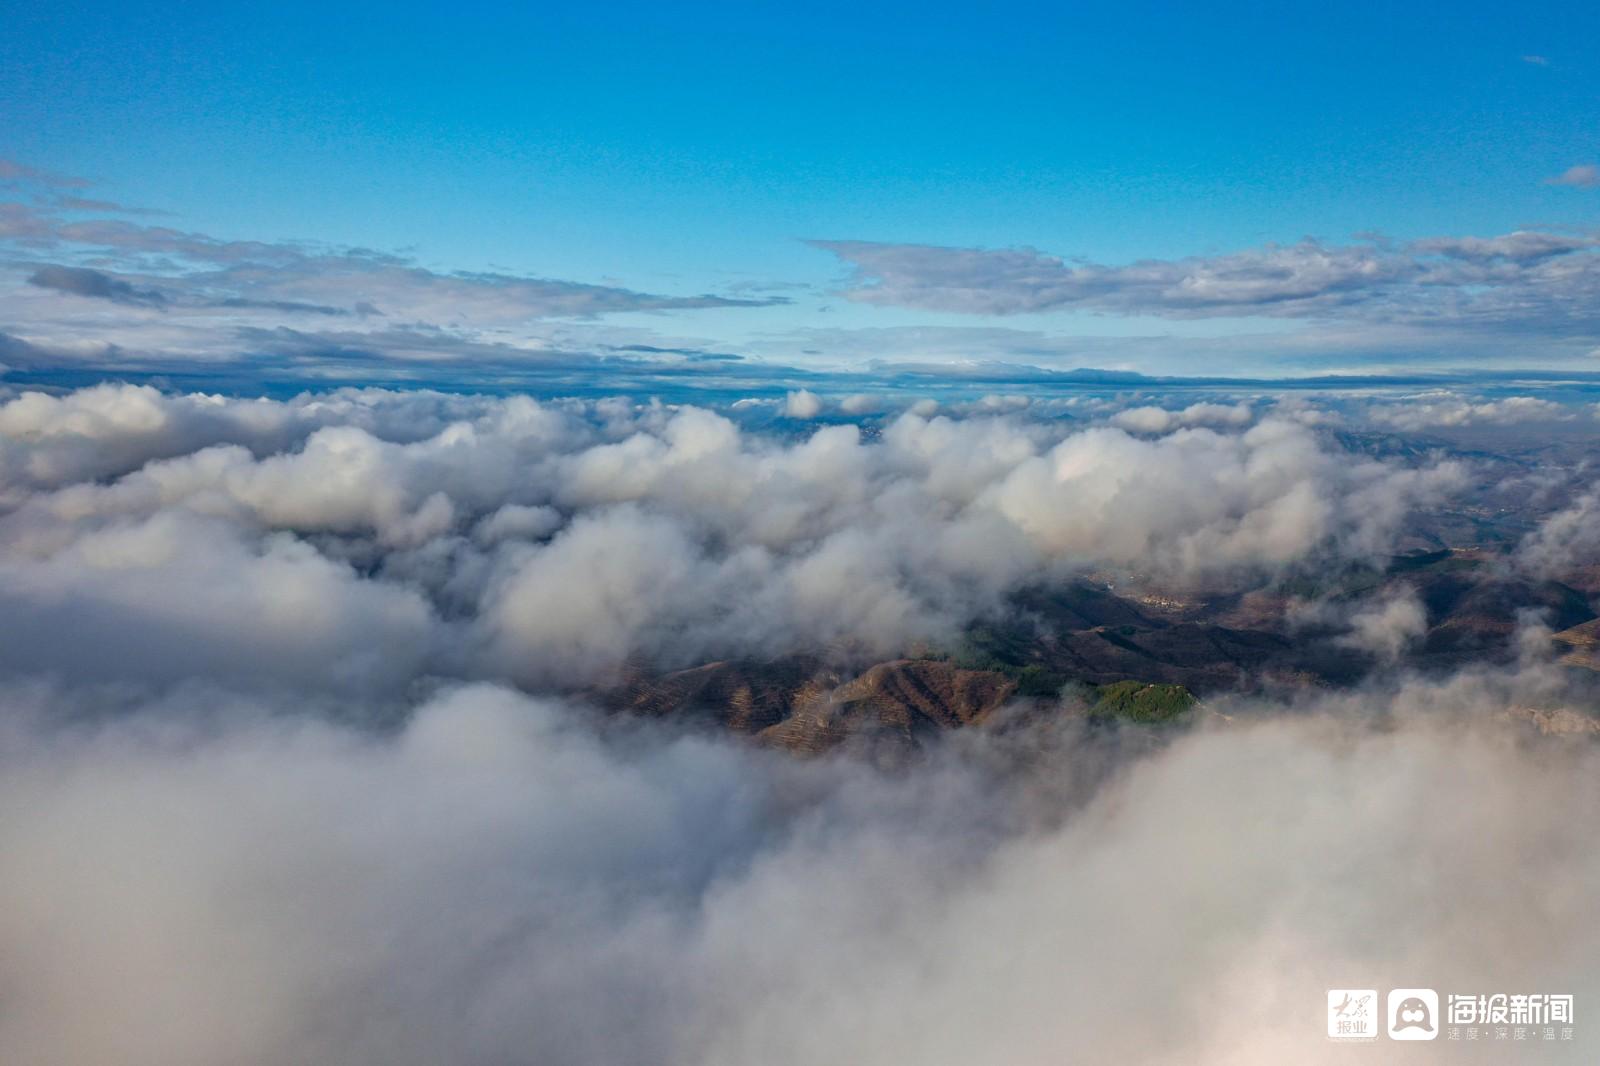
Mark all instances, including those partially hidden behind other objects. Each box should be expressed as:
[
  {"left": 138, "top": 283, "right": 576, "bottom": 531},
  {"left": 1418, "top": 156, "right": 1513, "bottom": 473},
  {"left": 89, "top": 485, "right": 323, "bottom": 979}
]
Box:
[{"left": 598, "top": 549, "right": 1600, "bottom": 757}]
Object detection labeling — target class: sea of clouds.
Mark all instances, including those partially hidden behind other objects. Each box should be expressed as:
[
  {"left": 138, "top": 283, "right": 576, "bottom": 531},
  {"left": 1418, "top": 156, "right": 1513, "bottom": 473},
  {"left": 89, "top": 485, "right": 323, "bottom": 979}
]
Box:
[
  {"left": 0, "top": 384, "right": 1477, "bottom": 690},
  {"left": 1, "top": 383, "right": 1598, "bottom": 1064}
]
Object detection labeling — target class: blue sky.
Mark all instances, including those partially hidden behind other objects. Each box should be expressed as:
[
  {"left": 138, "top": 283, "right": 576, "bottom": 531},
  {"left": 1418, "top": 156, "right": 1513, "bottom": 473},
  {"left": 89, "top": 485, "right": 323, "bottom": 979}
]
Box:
[{"left": 3, "top": 0, "right": 1600, "bottom": 381}]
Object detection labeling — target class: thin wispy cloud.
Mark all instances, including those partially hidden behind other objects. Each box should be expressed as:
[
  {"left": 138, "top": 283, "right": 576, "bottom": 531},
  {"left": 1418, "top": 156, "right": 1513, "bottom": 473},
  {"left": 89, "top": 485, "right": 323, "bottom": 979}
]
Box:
[
  {"left": 1548, "top": 164, "right": 1600, "bottom": 188},
  {"left": 7, "top": 153, "right": 1600, "bottom": 380},
  {"left": 2, "top": 199, "right": 787, "bottom": 319},
  {"left": 0, "top": 164, "right": 791, "bottom": 384},
  {"left": 813, "top": 232, "right": 1600, "bottom": 330},
  {"left": 0, "top": 158, "right": 92, "bottom": 190},
  {"left": 27, "top": 264, "right": 168, "bottom": 308},
  {"left": 0, "top": 171, "right": 797, "bottom": 381},
  {"left": 52, "top": 194, "right": 173, "bottom": 217}
]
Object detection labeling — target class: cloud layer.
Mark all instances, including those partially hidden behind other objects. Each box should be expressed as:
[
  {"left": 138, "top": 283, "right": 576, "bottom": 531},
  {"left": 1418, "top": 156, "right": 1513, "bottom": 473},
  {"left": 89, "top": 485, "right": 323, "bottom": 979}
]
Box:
[
  {"left": 0, "top": 161, "right": 791, "bottom": 383},
  {"left": 3, "top": 666, "right": 1599, "bottom": 1065},
  {"left": 814, "top": 232, "right": 1600, "bottom": 330},
  {"left": 0, "top": 385, "right": 1473, "bottom": 690},
  {"left": 1, "top": 198, "right": 779, "bottom": 322},
  {"left": 11, "top": 157, "right": 1600, "bottom": 379},
  {"left": 1, "top": 382, "right": 1597, "bottom": 1063}
]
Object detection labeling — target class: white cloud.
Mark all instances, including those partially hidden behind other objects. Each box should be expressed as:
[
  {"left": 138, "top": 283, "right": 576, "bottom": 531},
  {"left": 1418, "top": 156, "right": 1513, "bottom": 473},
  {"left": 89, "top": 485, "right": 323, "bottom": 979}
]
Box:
[
  {"left": 0, "top": 387, "right": 1475, "bottom": 689},
  {"left": 0, "top": 197, "right": 782, "bottom": 322},
  {"left": 1518, "top": 484, "right": 1600, "bottom": 577},
  {"left": 1548, "top": 164, "right": 1600, "bottom": 188},
  {"left": 784, "top": 389, "right": 824, "bottom": 418},
  {"left": 0, "top": 382, "right": 1594, "bottom": 1064},
  {"left": 813, "top": 231, "right": 1600, "bottom": 331},
  {"left": 839, "top": 392, "right": 885, "bottom": 415},
  {"left": 0, "top": 509, "right": 435, "bottom": 691},
  {"left": 1365, "top": 393, "right": 1574, "bottom": 430},
  {"left": 1337, "top": 588, "right": 1429, "bottom": 661},
  {"left": 1110, "top": 401, "right": 1253, "bottom": 434},
  {"left": 0, "top": 670, "right": 1597, "bottom": 1065}
]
